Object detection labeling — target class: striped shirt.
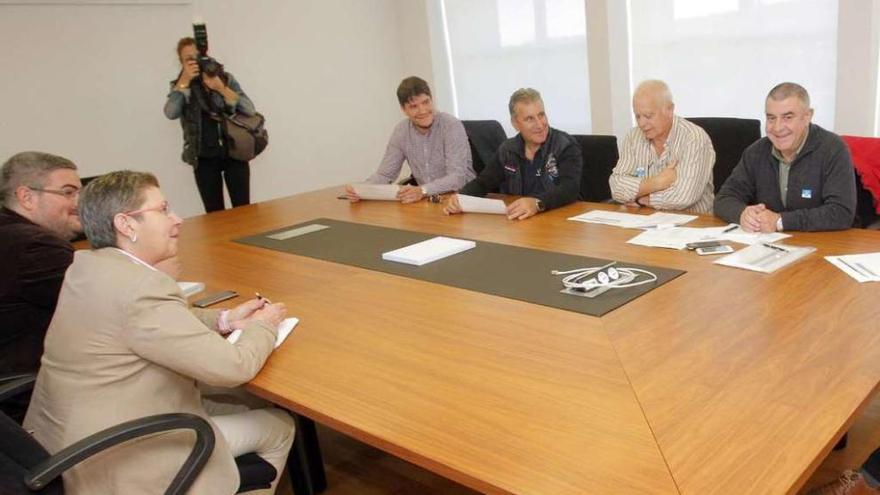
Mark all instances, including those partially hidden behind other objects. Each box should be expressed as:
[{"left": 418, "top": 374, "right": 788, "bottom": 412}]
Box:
[
  {"left": 367, "top": 112, "right": 475, "bottom": 195},
  {"left": 609, "top": 116, "right": 716, "bottom": 214}
]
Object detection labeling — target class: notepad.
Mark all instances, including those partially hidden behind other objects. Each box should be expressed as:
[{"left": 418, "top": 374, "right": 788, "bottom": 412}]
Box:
[
  {"left": 351, "top": 183, "right": 399, "bottom": 201},
  {"left": 826, "top": 252, "right": 880, "bottom": 282},
  {"left": 178, "top": 281, "right": 205, "bottom": 298},
  {"left": 227, "top": 317, "right": 298, "bottom": 349},
  {"left": 457, "top": 194, "right": 507, "bottom": 214},
  {"left": 715, "top": 243, "right": 815, "bottom": 273},
  {"left": 382, "top": 237, "right": 476, "bottom": 266}
]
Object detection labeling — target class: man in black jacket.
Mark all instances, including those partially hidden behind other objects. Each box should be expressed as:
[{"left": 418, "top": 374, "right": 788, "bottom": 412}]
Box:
[
  {"left": 714, "top": 82, "right": 855, "bottom": 232},
  {"left": 0, "top": 151, "right": 80, "bottom": 421},
  {"left": 443, "top": 88, "right": 582, "bottom": 220}
]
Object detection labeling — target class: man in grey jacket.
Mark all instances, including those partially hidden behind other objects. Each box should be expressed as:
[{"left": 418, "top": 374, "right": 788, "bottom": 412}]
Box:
[{"left": 714, "top": 82, "right": 855, "bottom": 232}]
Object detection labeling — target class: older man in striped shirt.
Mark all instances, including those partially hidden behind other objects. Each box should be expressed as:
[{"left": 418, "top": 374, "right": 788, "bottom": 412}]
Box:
[{"left": 609, "top": 80, "right": 715, "bottom": 214}]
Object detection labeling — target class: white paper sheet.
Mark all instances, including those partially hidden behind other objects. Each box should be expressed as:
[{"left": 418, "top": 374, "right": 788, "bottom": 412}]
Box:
[
  {"left": 227, "top": 317, "right": 299, "bottom": 349},
  {"left": 717, "top": 224, "right": 791, "bottom": 245},
  {"left": 825, "top": 252, "right": 880, "bottom": 282},
  {"left": 568, "top": 210, "right": 697, "bottom": 229},
  {"left": 627, "top": 226, "right": 727, "bottom": 250},
  {"left": 178, "top": 281, "right": 205, "bottom": 298},
  {"left": 351, "top": 183, "right": 400, "bottom": 201},
  {"left": 457, "top": 194, "right": 507, "bottom": 214},
  {"left": 382, "top": 236, "right": 476, "bottom": 266},
  {"left": 714, "top": 243, "right": 815, "bottom": 273}
]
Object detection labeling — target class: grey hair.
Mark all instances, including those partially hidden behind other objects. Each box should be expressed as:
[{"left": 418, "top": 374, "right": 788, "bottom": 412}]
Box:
[
  {"left": 0, "top": 152, "right": 77, "bottom": 208},
  {"left": 79, "top": 170, "right": 159, "bottom": 249},
  {"left": 634, "top": 80, "right": 674, "bottom": 107},
  {"left": 767, "top": 82, "right": 811, "bottom": 108},
  {"left": 508, "top": 88, "right": 543, "bottom": 116}
]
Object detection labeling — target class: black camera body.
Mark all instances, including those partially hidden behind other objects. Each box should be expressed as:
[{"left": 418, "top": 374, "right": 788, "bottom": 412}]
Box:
[{"left": 193, "top": 22, "right": 226, "bottom": 81}]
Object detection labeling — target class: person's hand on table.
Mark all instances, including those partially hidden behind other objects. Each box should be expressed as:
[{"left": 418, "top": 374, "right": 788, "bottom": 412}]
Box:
[
  {"left": 506, "top": 197, "right": 540, "bottom": 220},
  {"left": 397, "top": 185, "right": 425, "bottom": 204},
  {"left": 344, "top": 185, "right": 361, "bottom": 203},
  {"left": 442, "top": 194, "right": 463, "bottom": 215},
  {"left": 739, "top": 204, "right": 766, "bottom": 232}
]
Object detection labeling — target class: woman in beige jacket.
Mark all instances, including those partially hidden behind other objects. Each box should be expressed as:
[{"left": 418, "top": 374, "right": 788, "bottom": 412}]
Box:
[{"left": 24, "top": 171, "right": 294, "bottom": 494}]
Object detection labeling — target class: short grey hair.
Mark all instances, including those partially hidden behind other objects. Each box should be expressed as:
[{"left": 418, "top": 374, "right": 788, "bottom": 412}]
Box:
[
  {"left": 508, "top": 88, "right": 543, "bottom": 116},
  {"left": 79, "top": 170, "right": 159, "bottom": 249},
  {"left": 634, "top": 80, "right": 674, "bottom": 107},
  {"left": 767, "top": 82, "right": 811, "bottom": 108},
  {"left": 1, "top": 151, "right": 77, "bottom": 208}
]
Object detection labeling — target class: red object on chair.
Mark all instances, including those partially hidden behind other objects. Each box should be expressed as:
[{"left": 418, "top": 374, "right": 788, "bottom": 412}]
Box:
[{"left": 842, "top": 135, "right": 880, "bottom": 214}]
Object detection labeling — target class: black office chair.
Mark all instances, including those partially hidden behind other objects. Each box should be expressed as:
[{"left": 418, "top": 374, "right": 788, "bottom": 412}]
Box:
[
  {"left": 0, "top": 374, "right": 214, "bottom": 495},
  {"left": 854, "top": 170, "right": 879, "bottom": 229},
  {"left": 0, "top": 373, "right": 287, "bottom": 495},
  {"left": 686, "top": 117, "right": 761, "bottom": 193},
  {"left": 572, "top": 134, "right": 618, "bottom": 202},
  {"left": 462, "top": 119, "right": 506, "bottom": 176}
]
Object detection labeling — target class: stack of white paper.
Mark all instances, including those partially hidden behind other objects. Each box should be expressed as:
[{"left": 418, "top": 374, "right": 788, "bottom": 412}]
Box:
[
  {"left": 227, "top": 317, "right": 299, "bottom": 349},
  {"left": 178, "top": 281, "right": 205, "bottom": 298},
  {"left": 382, "top": 237, "right": 476, "bottom": 266},
  {"left": 715, "top": 243, "right": 815, "bottom": 273},
  {"left": 568, "top": 210, "right": 697, "bottom": 229},
  {"left": 825, "top": 253, "right": 880, "bottom": 282},
  {"left": 458, "top": 194, "right": 507, "bottom": 214},
  {"left": 627, "top": 226, "right": 728, "bottom": 250},
  {"left": 351, "top": 183, "right": 399, "bottom": 201}
]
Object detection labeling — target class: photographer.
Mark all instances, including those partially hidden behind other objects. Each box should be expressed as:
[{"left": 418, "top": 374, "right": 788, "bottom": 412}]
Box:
[{"left": 164, "top": 36, "right": 256, "bottom": 213}]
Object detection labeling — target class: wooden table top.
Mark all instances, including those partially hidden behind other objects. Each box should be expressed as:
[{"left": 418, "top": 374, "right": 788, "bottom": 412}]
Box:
[{"left": 177, "top": 188, "right": 880, "bottom": 495}]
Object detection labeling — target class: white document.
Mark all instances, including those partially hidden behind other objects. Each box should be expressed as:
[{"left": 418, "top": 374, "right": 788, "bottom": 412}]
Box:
[
  {"left": 637, "top": 212, "right": 698, "bottom": 229},
  {"left": 382, "top": 236, "right": 476, "bottom": 266},
  {"left": 715, "top": 243, "right": 815, "bottom": 273},
  {"left": 718, "top": 225, "right": 791, "bottom": 245},
  {"left": 627, "top": 226, "right": 727, "bottom": 250},
  {"left": 178, "top": 281, "right": 205, "bottom": 298},
  {"left": 825, "top": 252, "right": 880, "bottom": 282},
  {"left": 568, "top": 210, "right": 657, "bottom": 227},
  {"left": 227, "top": 317, "right": 299, "bottom": 349},
  {"left": 568, "top": 210, "right": 697, "bottom": 229},
  {"left": 457, "top": 194, "right": 507, "bottom": 214},
  {"left": 351, "top": 183, "right": 400, "bottom": 201}
]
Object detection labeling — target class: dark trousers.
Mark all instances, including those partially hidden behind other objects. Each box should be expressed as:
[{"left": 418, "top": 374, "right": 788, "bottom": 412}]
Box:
[
  {"left": 863, "top": 448, "right": 880, "bottom": 486},
  {"left": 194, "top": 156, "right": 251, "bottom": 213}
]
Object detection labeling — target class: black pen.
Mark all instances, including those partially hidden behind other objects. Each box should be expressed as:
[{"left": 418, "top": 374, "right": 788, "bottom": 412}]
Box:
[
  {"left": 762, "top": 243, "right": 789, "bottom": 253},
  {"left": 722, "top": 225, "right": 738, "bottom": 233}
]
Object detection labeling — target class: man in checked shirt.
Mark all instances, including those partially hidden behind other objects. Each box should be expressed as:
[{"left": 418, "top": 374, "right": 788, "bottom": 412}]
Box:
[
  {"left": 346, "top": 76, "right": 475, "bottom": 203},
  {"left": 609, "top": 80, "right": 716, "bottom": 213}
]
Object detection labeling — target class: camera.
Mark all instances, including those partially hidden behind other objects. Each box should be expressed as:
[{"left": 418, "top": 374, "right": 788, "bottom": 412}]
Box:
[{"left": 192, "top": 22, "right": 225, "bottom": 80}]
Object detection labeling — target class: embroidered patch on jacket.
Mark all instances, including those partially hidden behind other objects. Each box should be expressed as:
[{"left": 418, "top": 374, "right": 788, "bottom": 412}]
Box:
[
  {"left": 801, "top": 189, "right": 812, "bottom": 199},
  {"left": 503, "top": 164, "right": 518, "bottom": 173},
  {"left": 545, "top": 154, "right": 559, "bottom": 178}
]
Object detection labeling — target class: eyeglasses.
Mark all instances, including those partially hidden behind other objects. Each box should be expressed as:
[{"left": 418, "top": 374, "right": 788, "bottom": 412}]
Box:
[
  {"left": 28, "top": 186, "right": 80, "bottom": 200},
  {"left": 124, "top": 201, "right": 174, "bottom": 217}
]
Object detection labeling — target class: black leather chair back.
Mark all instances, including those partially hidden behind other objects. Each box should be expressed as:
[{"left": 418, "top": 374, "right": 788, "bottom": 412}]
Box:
[
  {"left": 462, "top": 120, "right": 506, "bottom": 176},
  {"left": 686, "top": 117, "right": 761, "bottom": 193},
  {"left": 572, "top": 134, "right": 618, "bottom": 202}
]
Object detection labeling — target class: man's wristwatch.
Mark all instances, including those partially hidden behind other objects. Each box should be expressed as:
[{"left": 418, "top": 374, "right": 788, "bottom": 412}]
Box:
[
  {"left": 776, "top": 216, "right": 784, "bottom": 232},
  {"left": 420, "top": 186, "right": 428, "bottom": 197},
  {"left": 535, "top": 198, "right": 546, "bottom": 212}
]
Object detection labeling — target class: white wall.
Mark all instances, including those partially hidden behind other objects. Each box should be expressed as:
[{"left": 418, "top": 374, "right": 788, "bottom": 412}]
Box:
[{"left": 0, "top": 0, "right": 419, "bottom": 218}]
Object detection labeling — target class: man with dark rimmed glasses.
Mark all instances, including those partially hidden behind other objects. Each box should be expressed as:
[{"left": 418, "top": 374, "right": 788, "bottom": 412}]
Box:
[{"left": 0, "top": 151, "right": 81, "bottom": 422}]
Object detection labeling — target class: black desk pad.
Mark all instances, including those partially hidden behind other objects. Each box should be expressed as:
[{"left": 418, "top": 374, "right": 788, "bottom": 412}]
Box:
[{"left": 235, "top": 218, "right": 685, "bottom": 317}]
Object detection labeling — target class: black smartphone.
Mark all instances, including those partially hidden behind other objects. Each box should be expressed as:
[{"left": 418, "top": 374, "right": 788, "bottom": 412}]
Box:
[
  {"left": 685, "top": 240, "right": 721, "bottom": 250},
  {"left": 192, "top": 290, "right": 238, "bottom": 308}
]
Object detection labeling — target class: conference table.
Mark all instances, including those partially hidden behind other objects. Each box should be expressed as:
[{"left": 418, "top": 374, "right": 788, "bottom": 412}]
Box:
[{"left": 177, "top": 187, "right": 880, "bottom": 494}]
